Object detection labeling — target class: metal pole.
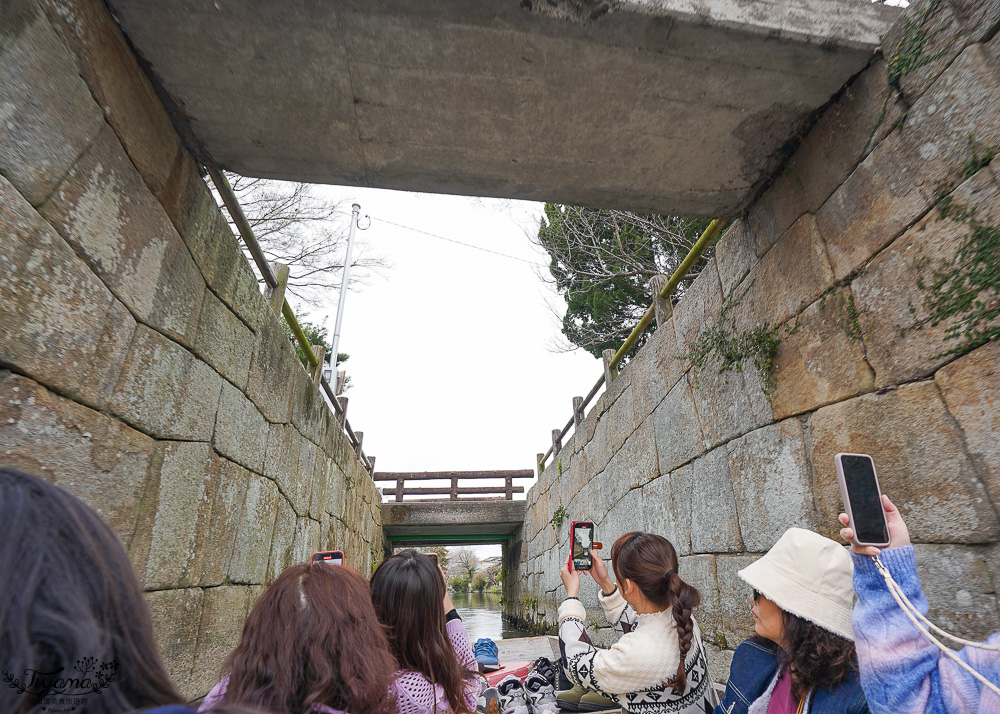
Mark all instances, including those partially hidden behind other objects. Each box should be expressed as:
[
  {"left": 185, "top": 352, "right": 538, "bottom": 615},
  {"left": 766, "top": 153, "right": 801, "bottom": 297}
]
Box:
[{"left": 330, "top": 203, "right": 360, "bottom": 368}]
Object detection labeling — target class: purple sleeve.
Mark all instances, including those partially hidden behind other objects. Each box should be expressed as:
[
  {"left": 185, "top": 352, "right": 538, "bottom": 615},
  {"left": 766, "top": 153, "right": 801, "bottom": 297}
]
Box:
[
  {"left": 447, "top": 618, "right": 481, "bottom": 712},
  {"left": 197, "top": 675, "right": 229, "bottom": 712},
  {"left": 852, "top": 547, "right": 1000, "bottom": 714}
]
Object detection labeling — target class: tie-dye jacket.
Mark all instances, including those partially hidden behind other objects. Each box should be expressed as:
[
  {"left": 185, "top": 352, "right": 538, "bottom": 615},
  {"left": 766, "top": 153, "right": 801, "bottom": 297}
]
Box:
[{"left": 851, "top": 546, "right": 1000, "bottom": 714}]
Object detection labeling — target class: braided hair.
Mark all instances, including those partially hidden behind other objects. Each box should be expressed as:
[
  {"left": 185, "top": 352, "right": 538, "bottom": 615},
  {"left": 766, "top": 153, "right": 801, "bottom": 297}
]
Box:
[{"left": 611, "top": 532, "right": 701, "bottom": 693}]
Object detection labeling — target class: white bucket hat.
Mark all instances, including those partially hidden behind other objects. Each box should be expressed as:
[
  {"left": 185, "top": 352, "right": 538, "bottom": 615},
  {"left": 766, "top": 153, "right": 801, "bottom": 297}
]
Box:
[{"left": 738, "top": 528, "right": 855, "bottom": 641}]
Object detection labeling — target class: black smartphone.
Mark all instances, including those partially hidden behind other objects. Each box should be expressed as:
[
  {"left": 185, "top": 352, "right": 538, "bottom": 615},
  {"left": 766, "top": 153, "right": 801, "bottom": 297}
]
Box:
[
  {"left": 835, "top": 453, "right": 890, "bottom": 547},
  {"left": 311, "top": 550, "right": 345, "bottom": 565},
  {"left": 571, "top": 521, "right": 594, "bottom": 570}
]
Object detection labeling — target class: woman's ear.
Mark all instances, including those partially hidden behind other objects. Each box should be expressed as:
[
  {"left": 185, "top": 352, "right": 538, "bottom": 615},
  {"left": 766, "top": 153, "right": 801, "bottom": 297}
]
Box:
[{"left": 621, "top": 578, "right": 634, "bottom": 598}]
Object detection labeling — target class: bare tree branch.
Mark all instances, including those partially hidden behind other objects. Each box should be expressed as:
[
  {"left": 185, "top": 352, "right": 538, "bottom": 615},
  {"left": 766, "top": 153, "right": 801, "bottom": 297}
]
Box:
[{"left": 214, "top": 173, "right": 390, "bottom": 306}]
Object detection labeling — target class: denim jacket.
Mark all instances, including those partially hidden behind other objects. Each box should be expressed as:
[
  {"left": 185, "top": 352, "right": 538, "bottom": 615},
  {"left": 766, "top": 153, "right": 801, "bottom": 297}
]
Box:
[{"left": 713, "top": 639, "right": 869, "bottom": 714}]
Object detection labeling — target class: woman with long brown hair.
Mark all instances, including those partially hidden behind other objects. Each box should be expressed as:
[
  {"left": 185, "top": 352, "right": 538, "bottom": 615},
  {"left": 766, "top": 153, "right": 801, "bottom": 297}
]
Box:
[
  {"left": 557, "top": 531, "right": 715, "bottom": 714},
  {"left": 0, "top": 468, "right": 190, "bottom": 714},
  {"left": 199, "top": 562, "right": 398, "bottom": 714},
  {"left": 712, "top": 528, "right": 868, "bottom": 714},
  {"left": 369, "top": 550, "right": 479, "bottom": 714}
]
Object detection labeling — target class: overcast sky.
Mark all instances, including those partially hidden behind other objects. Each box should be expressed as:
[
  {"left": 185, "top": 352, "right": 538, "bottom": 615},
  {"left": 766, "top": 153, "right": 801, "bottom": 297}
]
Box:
[
  {"left": 300, "top": 186, "right": 603, "bottom": 473},
  {"left": 295, "top": 188, "right": 604, "bottom": 555}
]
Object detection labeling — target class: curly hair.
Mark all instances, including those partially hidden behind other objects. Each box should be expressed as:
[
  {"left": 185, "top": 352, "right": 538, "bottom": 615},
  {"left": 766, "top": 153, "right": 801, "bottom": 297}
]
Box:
[
  {"left": 778, "top": 610, "right": 858, "bottom": 699},
  {"left": 224, "top": 563, "right": 398, "bottom": 714},
  {"left": 611, "top": 532, "right": 700, "bottom": 693}
]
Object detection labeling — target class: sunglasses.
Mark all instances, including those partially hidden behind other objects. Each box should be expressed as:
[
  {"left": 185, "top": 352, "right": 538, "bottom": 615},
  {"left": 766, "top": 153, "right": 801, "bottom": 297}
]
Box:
[{"left": 752, "top": 589, "right": 763, "bottom": 602}]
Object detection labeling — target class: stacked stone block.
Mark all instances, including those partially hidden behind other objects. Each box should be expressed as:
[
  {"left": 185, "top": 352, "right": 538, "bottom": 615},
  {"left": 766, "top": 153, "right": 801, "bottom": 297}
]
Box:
[
  {"left": 0, "top": 0, "right": 382, "bottom": 700},
  {"left": 514, "top": 0, "right": 1000, "bottom": 681}
]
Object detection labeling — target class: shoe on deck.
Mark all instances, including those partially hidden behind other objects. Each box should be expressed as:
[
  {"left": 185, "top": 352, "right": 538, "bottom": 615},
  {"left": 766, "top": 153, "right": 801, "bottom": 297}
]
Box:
[
  {"left": 555, "top": 683, "right": 586, "bottom": 712},
  {"left": 479, "top": 686, "right": 501, "bottom": 714},
  {"left": 576, "top": 691, "right": 617, "bottom": 712},
  {"left": 524, "top": 672, "right": 558, "bottom": 714},
  {"left": 532, "top": 657, "right": 558, "bottom": 688},
  {"left": 497, "top": 674, "right": 530, "bottom": 714},
  {"left": 474, "top": 637, "right": 500, "bottom": 671}
]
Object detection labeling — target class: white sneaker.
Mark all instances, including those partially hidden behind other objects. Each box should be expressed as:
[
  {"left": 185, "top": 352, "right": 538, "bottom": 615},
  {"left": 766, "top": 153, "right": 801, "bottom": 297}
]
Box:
[{"left": 497, "top": 674, "right": 530, "bottom": 714}]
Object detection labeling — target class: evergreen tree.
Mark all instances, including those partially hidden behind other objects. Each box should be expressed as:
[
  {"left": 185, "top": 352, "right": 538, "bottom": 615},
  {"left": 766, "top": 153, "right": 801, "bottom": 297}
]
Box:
[{"left": 534, "top": 205, "right": 717, "bottom": 358}]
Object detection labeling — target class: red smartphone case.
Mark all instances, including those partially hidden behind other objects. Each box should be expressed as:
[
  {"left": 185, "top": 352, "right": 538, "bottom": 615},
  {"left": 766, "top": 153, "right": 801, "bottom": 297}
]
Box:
[{"left": 570, "top": 521, "right": 594, "bottom": 571}]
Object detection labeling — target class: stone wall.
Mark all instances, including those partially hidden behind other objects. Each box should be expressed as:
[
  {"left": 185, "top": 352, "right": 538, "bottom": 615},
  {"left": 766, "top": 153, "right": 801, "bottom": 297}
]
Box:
[
  {"left": 512, "top": 0, "right": 1000, "bottom": 680},
  {"left": 0, "top": 0, "right": 382, "bottom": 700}
]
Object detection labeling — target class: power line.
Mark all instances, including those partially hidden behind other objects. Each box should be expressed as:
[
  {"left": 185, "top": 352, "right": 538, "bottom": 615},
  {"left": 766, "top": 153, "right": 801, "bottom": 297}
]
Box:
[{"left": 369, "top": 216, "right": 544, "bottom": 266}]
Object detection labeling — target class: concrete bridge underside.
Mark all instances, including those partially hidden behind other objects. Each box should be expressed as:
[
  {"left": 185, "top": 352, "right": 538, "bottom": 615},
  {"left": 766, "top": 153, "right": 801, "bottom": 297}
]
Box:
[
  {"left": 382, "top": 500, "right": 526, "bottom": 549},
  {"left": 106, "top": 0, "right": 898, "bottom": 217}
]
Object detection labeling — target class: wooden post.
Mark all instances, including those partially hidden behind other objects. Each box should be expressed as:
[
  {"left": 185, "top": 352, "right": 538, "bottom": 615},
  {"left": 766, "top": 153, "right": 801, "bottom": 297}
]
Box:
[
  {"left": 505, "top": 474, "right": 514, "bottom": 500},
  {"left": 552, "top": 429, "right": 562, "bottom": 457},
  {"left": 354, "top": 431, "right": 364, "bottom": 458},
  {"left": 395, "top": 477, "right": 405, "bottom": 503},
  {"left": 451, "top": 475, "right": 459, "bottom": 501},
  {"left": 268, "top": 262, "right": 289, "bottom": 315},
  {"left": 367, "top": 456, "right": 375, "bottom": 473},
  {"left": 602, "top": 348, "right": 618, "bottom": 384},
  {"left": 335, "top": 369, "right": 347, "bottom": 395},
  {"left": 537, "top": 453, "right": 546, "bottom": 477},
  {"left": 650, "top": 275, "right": 673, "bottom": 327},
  {"left": 572, "top": 396, "right": 584, "bottom": 427},
  {"left": 337, "top": 397, "right": 348, "bottom": 426},
  {"left": 311, "top": 345, "right": 326, "bottom": 384}
]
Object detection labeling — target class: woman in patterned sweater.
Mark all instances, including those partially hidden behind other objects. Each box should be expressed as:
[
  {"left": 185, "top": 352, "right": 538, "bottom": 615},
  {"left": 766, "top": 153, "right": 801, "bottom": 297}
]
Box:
[
  {"left": 370, "top": 550, "right": 480, "bottom": 714},
  {"left": 557, "top": 532, "right": 716, "bottom": 714}
]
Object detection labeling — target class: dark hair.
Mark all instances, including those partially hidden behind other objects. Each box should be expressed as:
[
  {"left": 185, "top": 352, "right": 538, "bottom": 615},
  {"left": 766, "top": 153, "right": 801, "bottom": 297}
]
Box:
[
  {"left": 778, "top": 611, "right": 857, "bottom": 699},
  {"left": 223, "top": 562, "right": 398, "bottom": 714},
  {"left": 611, "top": 532, "right": 700, "bottom": 693},
  {"left": 370, "top": 550, "right": 476, "bottom": 714},
  {"left": 0, "top": 467, "right": 183, "bottom": 714}
]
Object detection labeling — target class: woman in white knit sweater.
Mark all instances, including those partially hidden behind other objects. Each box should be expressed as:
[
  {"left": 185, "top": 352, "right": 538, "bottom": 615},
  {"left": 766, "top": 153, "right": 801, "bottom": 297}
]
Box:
[{"left": 557, "top": 531, "right": 715, "bottom": 714}]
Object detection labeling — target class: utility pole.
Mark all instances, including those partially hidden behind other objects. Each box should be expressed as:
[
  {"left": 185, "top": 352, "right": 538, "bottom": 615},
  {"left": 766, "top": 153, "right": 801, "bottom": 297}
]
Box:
[{"left": 330, "top": 203, "right": 360, "bottom": 370}]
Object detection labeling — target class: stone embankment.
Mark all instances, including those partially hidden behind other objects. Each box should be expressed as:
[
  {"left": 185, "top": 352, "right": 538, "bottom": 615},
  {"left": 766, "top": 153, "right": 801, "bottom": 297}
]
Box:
[
  {"left": 0, "top": 0, "right": 381, "bottom": 699},
  {"left": 511, "top": 0, "right": 1000, "bottom": 679}
]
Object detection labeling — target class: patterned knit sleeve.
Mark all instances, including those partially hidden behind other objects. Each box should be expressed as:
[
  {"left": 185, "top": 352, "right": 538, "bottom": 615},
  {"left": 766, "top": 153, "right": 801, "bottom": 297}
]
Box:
[
  {"left": 851, "top": 547, "right": 1000, "bottom": 714},
  {"left": 557, "top": 598, "right": 616, "bottom": 698},
  {"left": 446, "top": 617, "right": 481, "bottom": 712},
  {"left": 392, "top": 674, "right": 431, "bottom": 714},
  {"left": 197, "top": 675, "right": 229, "bottom": 712},
  {"left": 557, "top": 599, "right": 680, "bottom": 697},
  {"left": 598, "top": 587, "right": 638, "bottom": 635}
]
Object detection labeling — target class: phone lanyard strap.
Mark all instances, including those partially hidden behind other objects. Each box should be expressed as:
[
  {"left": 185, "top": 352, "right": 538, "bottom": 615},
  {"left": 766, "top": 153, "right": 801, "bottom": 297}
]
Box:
[
  {"left": 795, "top": 691, "right": 808, "bottom": 714},
  {"left": 871, "top": 555, "right": 1000, "bottom": 698}
]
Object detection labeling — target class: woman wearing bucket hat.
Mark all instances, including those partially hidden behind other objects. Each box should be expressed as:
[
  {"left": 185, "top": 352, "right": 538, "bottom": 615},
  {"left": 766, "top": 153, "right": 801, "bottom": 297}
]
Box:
[{"left": 712, "top": 528, "right": 868, "bottom": 714}]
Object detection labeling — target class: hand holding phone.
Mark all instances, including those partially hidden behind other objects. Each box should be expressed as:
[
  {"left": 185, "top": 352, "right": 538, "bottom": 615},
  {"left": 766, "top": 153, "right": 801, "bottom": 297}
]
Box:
[
  {"left": 835, "top": 453, "right": 890, "bottom": 548},
  {"left": 560, "top": 557, "right": 581, "bottom": 598},
  {"left": 571, "top": 521, "right": 595, "bottom": 571},
  {"left": 311, "top": 550, "right": 345, "bottom": 565},
  {"left": 839, "top": 493, "right": 911, "bottom": 556}
]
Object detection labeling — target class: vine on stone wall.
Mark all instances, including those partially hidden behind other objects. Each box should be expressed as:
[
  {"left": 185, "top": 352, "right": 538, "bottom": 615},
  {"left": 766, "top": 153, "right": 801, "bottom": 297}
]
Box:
[
  {"left": 551, "top": 504, "right": 568, "bottom": 530},
  {"left": 678, "top": 285, "right": 786, "bottom": 394},
  {"left": 860, "top": 0, "right": 944, "bottom": 160},
  {"left": 909, "top": 140, "right": 1000, "bottom": 358}
]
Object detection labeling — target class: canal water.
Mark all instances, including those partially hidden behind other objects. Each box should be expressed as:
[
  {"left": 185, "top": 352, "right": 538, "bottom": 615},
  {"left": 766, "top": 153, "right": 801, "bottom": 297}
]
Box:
[{"left": 451, "top": 592, "right": 534, "bottom": 641}]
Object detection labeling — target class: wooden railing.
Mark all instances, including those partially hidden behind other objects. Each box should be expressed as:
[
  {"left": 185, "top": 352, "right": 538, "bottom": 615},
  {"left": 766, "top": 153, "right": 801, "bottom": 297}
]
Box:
[
  {"left": 373, "top": 470, "right": 535, "bottom": 502},
  {"left": 207, "top": 166, "right": 375, "bottom": 474},
  {"left": 537, "top": 219, "right": 725, "bottom": 475}
]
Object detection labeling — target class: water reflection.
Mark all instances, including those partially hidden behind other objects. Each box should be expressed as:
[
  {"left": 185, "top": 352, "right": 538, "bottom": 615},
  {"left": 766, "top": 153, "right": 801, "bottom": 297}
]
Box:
[{"left": 451, "top": 591, "right": 533, "bottom": 641}]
